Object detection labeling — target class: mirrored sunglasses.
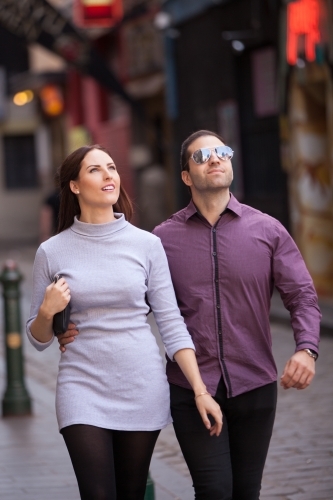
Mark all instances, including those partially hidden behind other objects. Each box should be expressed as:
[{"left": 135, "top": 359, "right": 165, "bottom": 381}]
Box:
[{"left": 191, "top": 146, "right": 234, "bottom": 164}]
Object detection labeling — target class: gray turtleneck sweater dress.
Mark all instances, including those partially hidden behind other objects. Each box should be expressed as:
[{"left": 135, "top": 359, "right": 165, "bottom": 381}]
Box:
[{"left": 26, "top": 215, "right": 195, "bottom": 432}]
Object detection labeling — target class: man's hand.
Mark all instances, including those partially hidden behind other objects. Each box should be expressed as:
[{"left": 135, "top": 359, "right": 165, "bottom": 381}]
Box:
[
  {"left": 280, "top": 350, "right": 315, "bottom": 390},
  {"left": 57, "top": 323, "right": 78, "bottom": 353}
]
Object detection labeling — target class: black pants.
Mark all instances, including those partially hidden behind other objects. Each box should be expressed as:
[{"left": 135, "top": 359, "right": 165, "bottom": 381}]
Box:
[
  {"left": 170, "top": 379, "right": 277, "bottom": 500},
  {"left": 61, "top": 424, "right": 160, "bottom": 500}
]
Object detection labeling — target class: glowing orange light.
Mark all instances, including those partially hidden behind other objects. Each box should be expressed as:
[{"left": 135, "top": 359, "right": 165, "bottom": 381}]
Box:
[
  {"left": 40, "top": 85, "right": 64, "bottom": 116},
  {"left": 13, "top": 90, "right": 34, "bottom": 106},
  {"left": 287, "top": 0, "right": 320, "bottom": 65}
]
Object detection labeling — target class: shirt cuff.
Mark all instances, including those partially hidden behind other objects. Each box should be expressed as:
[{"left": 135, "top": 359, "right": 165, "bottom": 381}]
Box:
[
  {"left": 26, "top": 321, "right": 54, "bottom": 351},
  {"left": 166, "top": 340, "right": 196, "bottom": 362}
]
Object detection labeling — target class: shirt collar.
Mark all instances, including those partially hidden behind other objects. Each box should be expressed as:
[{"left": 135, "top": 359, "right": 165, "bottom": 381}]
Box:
[
  {"left": 227, "top": 193, "right": 242, "bottom": 217},
  {"left": 184, "top": 193, "right": 242, "bottom": 221}
]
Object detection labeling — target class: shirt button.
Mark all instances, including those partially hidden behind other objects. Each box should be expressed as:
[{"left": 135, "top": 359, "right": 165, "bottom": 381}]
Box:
[
  {"left": 217, "top": 305, "right": 220, "bottom": 308},
  {"left": 212, "top": 252, "right": 216, "bottom": 256},
  {"left": 212, "top": 228, "right": 216, "bottom": 232},
  {"left": 218, "top": 331, "right": 222, "bottom": 335}
]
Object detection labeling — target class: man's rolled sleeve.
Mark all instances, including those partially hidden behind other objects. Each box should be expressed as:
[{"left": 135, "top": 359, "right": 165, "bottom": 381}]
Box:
[{"left": 271, "top": 220, "right": 321, "bottom": 355}]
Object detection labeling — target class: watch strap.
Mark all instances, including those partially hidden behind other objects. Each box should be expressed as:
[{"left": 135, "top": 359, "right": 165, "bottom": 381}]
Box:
[{"left": 303, "top": 348, "right": 318, "bottom": 360}]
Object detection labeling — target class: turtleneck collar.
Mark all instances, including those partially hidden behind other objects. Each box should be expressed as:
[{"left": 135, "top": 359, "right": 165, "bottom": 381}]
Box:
[{"left": 70, "top": 213, "right": 128, "bottom": 237}]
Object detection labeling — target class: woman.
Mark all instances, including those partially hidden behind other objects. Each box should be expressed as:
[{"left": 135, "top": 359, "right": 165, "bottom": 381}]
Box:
[{"left": 26, "top": 145, "right": 222, "bottom": 500}]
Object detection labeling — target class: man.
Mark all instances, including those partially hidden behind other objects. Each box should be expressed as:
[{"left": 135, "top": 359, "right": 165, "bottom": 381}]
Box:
[{"left": 59, "top": 130, "right": 321, "bottom": 500}]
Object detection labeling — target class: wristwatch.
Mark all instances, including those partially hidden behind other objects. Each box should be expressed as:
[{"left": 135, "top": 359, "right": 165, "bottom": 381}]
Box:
[{"left": 303, "top": 348, "right": 318, "bottom": 361}]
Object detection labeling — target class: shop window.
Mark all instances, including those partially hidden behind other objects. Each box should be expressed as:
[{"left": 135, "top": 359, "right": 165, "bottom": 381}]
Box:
[{"left": 3, "top": 135, "right": 38, "bottom": 189}]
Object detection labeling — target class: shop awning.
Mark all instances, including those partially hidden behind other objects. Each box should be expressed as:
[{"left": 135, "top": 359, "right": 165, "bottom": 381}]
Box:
[{"left": 0, "top": 0, "right": 138, "bottom": 110}]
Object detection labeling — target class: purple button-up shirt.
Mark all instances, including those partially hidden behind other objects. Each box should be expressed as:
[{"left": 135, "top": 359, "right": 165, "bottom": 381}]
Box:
[{"left": 153, "top": 195, "right": 321, "bottom": 398}]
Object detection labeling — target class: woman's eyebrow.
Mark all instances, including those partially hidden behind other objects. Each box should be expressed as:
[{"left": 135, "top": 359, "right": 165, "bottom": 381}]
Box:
[{"left": 86, "top": 162, "right": 115, "bottom": 169}]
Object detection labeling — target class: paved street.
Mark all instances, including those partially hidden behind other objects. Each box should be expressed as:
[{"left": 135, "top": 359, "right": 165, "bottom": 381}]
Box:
[{"left": 0, "top": 245, "right": 332, "bottom": 499}]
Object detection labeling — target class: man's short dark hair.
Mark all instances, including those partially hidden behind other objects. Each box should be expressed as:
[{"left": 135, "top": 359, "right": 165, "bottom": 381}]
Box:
[{"left": 180, "top": 130, "right": 225, "bottom": 172}]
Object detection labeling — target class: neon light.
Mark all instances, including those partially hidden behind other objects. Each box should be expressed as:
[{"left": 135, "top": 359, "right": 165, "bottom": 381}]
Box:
[
  {"left": 287, "top": 0, "right": 320, "bottom": 65},
  {"left": 73, "top": 0, "right": 122, "bottom": 27},
  {"left": 83, "top": 0, "right": 115, "bottom": 20}
]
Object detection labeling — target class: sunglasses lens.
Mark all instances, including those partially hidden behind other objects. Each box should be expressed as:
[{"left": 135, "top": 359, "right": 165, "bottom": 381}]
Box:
[
  {"left": 192, "top": 148, "right": 210, "bottom": 164},
  {"left": 216, "top": 146, "right": 233, "bottom": 160},
  {"left": 191, "top": 146, "right": 233, "bottom": 164}
]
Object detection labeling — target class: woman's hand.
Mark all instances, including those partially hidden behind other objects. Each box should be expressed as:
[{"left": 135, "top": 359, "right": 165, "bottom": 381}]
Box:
[
  {"left": 173, "top": 348, "right": 223, "bottom": 437},
  {"left": 30, "top": 277, "right": 71, "bottom": 344},
  {"left": 194, "top": 393, "right": 223, "bottom": 436},
  {"left": 41, "top": 277, "right": 71, "bottom": 318}
]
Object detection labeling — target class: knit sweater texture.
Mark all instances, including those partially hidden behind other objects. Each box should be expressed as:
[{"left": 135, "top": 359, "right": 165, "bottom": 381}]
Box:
[{"left": 26, "top": 214, "right": 195, "bottom": 431}]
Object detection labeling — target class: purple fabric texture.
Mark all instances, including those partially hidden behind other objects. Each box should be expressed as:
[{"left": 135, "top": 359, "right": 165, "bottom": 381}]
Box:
[{"left": 153, "top": 195, "right": 321, "bottom": 398}]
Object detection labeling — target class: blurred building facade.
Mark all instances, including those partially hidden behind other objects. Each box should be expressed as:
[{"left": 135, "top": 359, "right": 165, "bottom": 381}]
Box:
[
  {"left": 158, "top": 0, "right": 333, "bottom": 303},
  {"left": 280, "top": 0, "right": 333, "bottom": 301},
  {"left": 0, "top": 0, "right": 332, "bottom": 301},
  {"left": 0, "top": 26, "right": 59, "bottom": 244},
  {"left": 0, "top": 0, "right": 139, "bottom": 242},
  {"left": 161, "top": 0, "right": 288, "bottom": 225}
]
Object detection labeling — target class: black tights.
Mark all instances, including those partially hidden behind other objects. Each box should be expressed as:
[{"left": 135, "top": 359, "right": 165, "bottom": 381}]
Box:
[{"left": 61, "top": 424, "right": 160, "bottom": 500}]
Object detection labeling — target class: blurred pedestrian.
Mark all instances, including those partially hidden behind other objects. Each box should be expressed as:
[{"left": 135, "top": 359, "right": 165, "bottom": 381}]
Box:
[
  {"left": 58, "top": 132, "right": 321, "bottom": 500},
  {"left": 39, "top": 189, "right": 60, "bottom": 242},
  {"left": 26, "top": 144, "right": 222, "bottom": 500}
]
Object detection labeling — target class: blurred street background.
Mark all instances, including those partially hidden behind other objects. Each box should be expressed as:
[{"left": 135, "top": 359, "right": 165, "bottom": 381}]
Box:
[{"left": 0, "top": 0, "right": 333, "bottom": 499}]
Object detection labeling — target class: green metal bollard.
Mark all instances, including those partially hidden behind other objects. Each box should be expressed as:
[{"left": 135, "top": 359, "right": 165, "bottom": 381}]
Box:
[
  {"left": 0, "top": 260, "right": 32, "bottom": 416},
  {"left": 144, "top": 471, "right": 155, "bottom": 500}
]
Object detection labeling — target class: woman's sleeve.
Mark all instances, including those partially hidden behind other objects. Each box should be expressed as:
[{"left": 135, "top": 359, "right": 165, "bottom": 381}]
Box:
[
  {"left": 146, "top": 238, "right": 195, "bottom": 360},
  {"left": 26, "top": 245, "right": 55, "bottom": 351}
]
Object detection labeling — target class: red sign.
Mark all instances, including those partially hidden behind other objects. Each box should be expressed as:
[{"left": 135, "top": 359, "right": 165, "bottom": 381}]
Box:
[
  {"left": 287, "top": 0, "right": 320, "bottom": 65},
  {"left": 73, "top": 0, "right": 123, "bottom": 28}
]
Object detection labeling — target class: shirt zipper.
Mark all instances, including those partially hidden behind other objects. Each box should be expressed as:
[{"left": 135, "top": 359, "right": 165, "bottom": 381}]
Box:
[{"left": 212, "top": 226, "right": 233, "bottom": 396}]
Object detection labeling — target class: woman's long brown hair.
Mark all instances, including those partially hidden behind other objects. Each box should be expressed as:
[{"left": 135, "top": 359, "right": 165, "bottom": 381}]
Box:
[{"left": 56, "top": 145, "right": 133, "bottom": 233}]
